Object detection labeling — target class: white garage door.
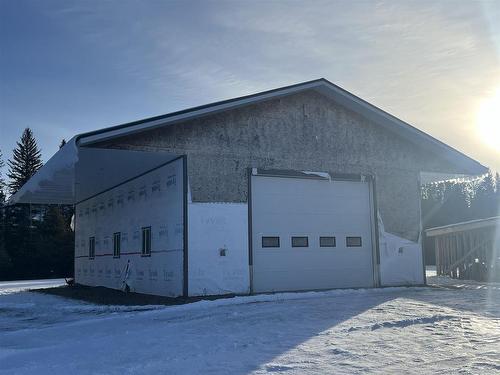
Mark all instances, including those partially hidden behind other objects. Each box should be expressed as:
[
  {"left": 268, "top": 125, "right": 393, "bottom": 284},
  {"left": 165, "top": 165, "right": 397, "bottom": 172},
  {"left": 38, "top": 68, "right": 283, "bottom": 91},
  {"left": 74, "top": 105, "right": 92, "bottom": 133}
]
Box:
[{"left": 251, "top": 172, "right": 376, "bottom": 293}]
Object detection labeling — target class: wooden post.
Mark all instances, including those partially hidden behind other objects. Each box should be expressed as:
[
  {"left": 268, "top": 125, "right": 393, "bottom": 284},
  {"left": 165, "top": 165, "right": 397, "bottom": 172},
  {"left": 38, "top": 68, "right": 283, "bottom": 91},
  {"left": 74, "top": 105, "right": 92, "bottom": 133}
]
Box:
[{"left": 435, "top": 237, "right": 440, "bottom": 275}]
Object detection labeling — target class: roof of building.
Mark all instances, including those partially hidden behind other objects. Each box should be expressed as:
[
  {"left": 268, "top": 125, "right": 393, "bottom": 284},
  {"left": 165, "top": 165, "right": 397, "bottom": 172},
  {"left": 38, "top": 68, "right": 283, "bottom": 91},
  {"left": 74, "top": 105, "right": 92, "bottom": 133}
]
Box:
[
  {"left": 75, "top": 78, "right": 486, "bottom": 175},
  {"left": 426, "top": 216, "right": 500, "bottom": 237}
]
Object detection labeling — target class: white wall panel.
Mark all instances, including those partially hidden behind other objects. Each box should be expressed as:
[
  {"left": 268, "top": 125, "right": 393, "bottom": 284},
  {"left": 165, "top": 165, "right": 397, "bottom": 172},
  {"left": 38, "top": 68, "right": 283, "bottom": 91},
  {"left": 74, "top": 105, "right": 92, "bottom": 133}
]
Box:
[
  {"left": 378, "top": 215, "right": 425, "bottom": 286},
  {"left": 74, "top": 157, "right": 184, "bottom": 297},
  {"left": 188, "top": 203, "right": 249, "bottom": 296}
]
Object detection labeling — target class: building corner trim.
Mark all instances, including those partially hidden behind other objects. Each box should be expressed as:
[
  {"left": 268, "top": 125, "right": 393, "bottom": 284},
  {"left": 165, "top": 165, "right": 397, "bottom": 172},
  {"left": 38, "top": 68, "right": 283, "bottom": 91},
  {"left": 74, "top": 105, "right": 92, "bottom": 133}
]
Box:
[
  {"left": 247, "top": 167, "right": 254, "bottom": 295},
  {"left": 182, "top": 155, "right": 189, "bottom": 297},
  {"left": 370, "top": 175, "right": 382, "bottom": 287}
]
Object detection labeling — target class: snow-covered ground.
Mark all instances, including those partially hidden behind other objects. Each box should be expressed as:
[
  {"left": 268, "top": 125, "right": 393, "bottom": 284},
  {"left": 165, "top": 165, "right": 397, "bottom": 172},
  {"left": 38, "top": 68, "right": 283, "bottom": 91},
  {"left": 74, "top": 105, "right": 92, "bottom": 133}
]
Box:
[
  {"left": 1, "top": 276, "right": 499, "bottom": 374},
  {"left": 0, "top": 279, "right": 66, "bottom": 296}
]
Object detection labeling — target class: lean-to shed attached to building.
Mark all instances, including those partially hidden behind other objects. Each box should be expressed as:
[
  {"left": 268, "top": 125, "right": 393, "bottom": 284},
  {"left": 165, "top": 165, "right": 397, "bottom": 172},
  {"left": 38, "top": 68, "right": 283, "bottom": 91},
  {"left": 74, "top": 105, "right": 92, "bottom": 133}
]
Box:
[{"left": 426, "top": 217, "right": 500, "bottom": 282}]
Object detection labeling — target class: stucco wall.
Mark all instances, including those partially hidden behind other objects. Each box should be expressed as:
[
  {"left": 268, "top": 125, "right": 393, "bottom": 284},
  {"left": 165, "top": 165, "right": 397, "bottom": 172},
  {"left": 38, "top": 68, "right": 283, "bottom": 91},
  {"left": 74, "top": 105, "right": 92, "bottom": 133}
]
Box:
[{"left": 94, "top": 90, "right": 464, "bottom": 241}]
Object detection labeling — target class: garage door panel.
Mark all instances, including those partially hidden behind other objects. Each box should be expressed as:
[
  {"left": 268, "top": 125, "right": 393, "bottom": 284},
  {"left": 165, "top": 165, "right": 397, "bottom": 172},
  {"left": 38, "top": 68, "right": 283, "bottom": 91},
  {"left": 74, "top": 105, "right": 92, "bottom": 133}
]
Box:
[
  {"left": 254, "top": 197, "right": 370, "bottom": 215},
  {"left": 253, "top": 251, "right": 373, "bottom": 271},
  {"left": 254, "top": 183, "right": 370, "bottom": 203},
  {"left": 254, "top": 206, "right": 370, "bottom": 218},
  {"left": 253, "top": 267, "right": 372, "bottom": 292},
  {"left": 252, "top": 174, "right": 375, "bottom": 293},
  {"left": 254, "top": 210, "right": 370, "bottom": 225}
]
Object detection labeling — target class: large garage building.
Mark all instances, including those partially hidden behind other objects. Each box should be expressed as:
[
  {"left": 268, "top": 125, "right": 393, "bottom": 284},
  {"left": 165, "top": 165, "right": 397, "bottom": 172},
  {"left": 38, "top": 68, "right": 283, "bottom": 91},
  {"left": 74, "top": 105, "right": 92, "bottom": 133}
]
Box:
[{"left": 10, "top": 79, "right": 487, "bottom": 297}]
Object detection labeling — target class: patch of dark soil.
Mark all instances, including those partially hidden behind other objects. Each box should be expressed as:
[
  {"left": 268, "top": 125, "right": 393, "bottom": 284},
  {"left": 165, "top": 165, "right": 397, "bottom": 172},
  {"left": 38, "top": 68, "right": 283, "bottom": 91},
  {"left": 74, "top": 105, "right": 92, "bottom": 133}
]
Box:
[{"left": 33, "top": 284, "right": 237, "bottom": 306}]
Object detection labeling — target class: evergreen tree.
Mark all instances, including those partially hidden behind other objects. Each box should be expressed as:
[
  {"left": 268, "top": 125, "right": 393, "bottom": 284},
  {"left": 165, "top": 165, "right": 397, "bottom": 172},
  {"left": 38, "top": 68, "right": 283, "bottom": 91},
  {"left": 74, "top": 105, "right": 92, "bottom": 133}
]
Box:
[
  {"left": 59, "top": 139, "right": 66, "bottom": 149},
  {"left": 470, "top": 171, "right": 497, "bottom": 219},
  {"left": 0, "top": 210, "right": 12, "bottom": 278},
  {"left": 495, "top": 172, "right": 500, "bottom": 217},
  {"left": 2, "top": 204, "right": 34, "bottom": 279},
  {"left": 0, "top": 151, "right": 10, "bottom": 276},
  {"left": 7, "top": 128, "right": 43, "bottom": 195},
  {"left": 39, "top": 206, "right": 74, "bottom": 277},
  {"left": 0, "top": 148, "right": 10, "bottom": 278},
  {"left": 0, "top": 149, "right": 5, "bottom": 204}
]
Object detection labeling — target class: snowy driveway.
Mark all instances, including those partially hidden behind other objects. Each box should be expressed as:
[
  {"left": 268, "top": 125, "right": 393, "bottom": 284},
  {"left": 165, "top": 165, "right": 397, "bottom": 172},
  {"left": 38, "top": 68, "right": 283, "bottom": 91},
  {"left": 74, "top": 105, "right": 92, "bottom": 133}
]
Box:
[{"left": 0, "top": 280, "right": 499, "bottom": 374}]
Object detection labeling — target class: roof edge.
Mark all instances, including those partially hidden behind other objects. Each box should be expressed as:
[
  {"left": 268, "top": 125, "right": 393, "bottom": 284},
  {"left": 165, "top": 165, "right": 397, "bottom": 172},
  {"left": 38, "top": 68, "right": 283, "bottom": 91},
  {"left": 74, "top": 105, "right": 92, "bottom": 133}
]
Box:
[
  {"left": 426, "top": 216, "right": 500, "bottom": 237},
  {"left": 76, "top": 78, "right": 329, "bottom": 143},
  {"left": 75, "top": 78, "right": 487, "bottom": 174}
]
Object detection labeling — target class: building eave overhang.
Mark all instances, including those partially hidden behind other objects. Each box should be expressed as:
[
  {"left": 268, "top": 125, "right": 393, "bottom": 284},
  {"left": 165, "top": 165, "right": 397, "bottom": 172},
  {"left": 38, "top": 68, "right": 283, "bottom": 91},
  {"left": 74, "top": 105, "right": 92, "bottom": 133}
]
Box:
[
  {"left": 7, "top": 137, "right": 179, "bottom": 206},
  {"left": 76, "top": 78, "right": 487, "bottom": 175},
  {"left": 426, "top": 216, "right": 500, "bottom": 237}
]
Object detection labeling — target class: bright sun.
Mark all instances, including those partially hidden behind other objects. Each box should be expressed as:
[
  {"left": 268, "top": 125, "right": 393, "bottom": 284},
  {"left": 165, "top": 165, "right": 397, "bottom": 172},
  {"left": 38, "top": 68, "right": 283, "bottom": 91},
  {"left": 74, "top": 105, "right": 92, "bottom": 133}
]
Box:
[{"left": 477, "top": 89, "right": 500, "bottom": 151}]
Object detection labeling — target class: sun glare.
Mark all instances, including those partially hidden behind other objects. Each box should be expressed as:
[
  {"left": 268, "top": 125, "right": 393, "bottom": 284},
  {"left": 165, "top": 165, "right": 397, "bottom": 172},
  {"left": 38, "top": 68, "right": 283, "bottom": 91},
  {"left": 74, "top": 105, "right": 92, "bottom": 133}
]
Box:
[{"left": 477, "top": 89, "right": 500, "bottom": 151}]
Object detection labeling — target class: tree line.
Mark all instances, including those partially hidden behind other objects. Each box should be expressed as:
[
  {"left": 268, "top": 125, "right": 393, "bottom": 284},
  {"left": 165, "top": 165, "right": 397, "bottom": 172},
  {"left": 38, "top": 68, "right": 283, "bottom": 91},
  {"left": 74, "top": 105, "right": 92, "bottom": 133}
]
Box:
[
  {"left": 421, "top": 171, "right": 500, "bottom": 264},
  {"left": 0, "top": 129, "right": 73, "bottom": 280}
]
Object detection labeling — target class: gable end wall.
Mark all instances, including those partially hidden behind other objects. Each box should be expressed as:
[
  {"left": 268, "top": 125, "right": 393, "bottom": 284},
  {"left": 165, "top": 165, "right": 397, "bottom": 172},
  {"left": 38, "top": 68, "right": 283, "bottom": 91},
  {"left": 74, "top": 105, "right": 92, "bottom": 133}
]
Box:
[{"left": 93, "top": 90, "right": 465, "bottom": 241}]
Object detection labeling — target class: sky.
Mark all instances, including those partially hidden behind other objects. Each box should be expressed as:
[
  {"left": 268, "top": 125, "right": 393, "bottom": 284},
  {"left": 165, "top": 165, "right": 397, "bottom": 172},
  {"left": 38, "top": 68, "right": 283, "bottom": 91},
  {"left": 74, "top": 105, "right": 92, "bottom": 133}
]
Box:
[{"left": 1, "top": 0, "right": 499, "bottom": 179}]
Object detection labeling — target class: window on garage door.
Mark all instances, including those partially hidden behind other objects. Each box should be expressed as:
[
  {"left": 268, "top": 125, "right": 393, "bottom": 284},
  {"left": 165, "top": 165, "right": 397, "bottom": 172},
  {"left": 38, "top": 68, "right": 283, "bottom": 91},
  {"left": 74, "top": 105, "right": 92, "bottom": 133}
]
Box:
[
  {"left": 346, "top": 236, "right": 362, "bottom": 247},
  {"left": 320, "top": 236, "right": 336, "bottom": 247},
  {"left": 291, "top": 236, "right": 308, "bottom": 247},
  {"left": 262, "top": 236, "right": 280, "bottom": 248}
]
